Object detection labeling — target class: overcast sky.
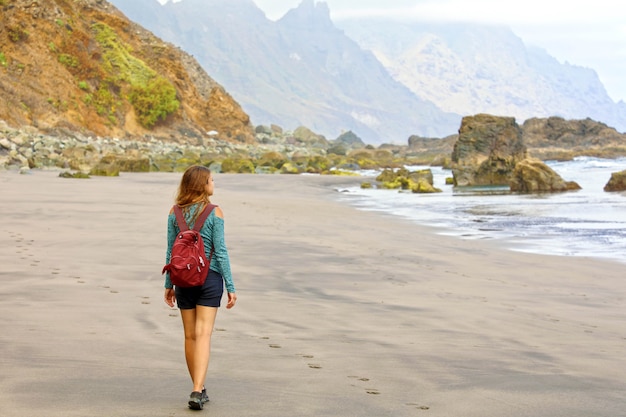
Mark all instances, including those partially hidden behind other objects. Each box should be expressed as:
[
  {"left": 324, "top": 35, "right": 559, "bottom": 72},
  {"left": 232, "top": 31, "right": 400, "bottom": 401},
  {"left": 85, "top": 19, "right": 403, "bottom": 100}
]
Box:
[{"left": 251, "top": 0, "right": 626, "bottom": 103}]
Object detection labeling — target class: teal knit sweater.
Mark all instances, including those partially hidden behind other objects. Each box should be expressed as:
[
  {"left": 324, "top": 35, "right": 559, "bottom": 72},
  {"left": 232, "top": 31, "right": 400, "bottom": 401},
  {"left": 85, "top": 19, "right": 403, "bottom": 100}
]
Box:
[{"left": 164, "top": 203, "right": 235, "bottom": 293}]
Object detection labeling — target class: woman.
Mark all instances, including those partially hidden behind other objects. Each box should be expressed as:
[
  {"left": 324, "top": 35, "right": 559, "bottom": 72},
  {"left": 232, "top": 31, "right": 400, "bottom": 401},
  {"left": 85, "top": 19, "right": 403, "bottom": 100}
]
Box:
[{"left": 163, "top": 165, "right": 237, "bottom": 410}]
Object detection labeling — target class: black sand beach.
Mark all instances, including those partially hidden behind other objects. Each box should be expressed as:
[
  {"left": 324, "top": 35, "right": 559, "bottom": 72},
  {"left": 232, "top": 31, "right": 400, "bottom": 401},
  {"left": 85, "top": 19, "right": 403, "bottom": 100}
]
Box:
[{"left": 1, "top": 170, "right": 624, "bottom": 416}]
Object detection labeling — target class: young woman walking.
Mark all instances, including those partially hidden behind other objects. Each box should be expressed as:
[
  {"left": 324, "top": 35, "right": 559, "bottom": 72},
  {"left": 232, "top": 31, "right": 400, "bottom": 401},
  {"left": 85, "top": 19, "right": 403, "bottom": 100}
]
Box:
[{"left": 163, "top": 165, "right": 237, "bottom": 410}]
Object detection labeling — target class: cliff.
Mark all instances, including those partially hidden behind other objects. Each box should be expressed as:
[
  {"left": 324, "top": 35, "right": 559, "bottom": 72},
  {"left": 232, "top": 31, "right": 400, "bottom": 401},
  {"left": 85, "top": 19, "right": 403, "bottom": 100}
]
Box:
[{"left": 0, "top": 0, "right": 254, "bottom": 143}]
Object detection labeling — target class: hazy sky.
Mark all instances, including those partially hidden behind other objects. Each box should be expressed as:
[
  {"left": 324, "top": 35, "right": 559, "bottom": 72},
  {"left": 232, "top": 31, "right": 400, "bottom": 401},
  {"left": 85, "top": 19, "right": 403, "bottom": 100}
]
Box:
[{"left": 157, "top": 0, "right": 626, "bottom": 103}]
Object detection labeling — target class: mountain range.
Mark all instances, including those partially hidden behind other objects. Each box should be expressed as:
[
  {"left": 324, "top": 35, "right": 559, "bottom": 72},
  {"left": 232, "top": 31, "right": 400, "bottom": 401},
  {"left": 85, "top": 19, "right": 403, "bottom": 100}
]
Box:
[
  {"left": 108, "top": 0, "right": 626, "bottom": 145},
  {"left": 108, "top": 0, "right": 461, "bottom": 143},
  {"left": 338, "top": 19, "right": 626, "bottom": 133}
]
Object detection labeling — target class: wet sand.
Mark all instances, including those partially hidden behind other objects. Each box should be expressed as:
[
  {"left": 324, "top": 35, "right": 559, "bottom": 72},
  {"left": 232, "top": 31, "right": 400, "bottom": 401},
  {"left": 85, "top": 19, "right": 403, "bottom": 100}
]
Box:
[{"left": 0, "top": 169, "right": 624, "bottom": 416}]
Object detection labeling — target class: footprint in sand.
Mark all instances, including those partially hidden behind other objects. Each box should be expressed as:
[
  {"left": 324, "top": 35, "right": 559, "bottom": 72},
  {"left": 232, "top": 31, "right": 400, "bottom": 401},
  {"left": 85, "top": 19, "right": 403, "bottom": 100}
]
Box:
[
  {"left": 140, "top": 296, "right": 150, "bottom": 304},
  {"left": 348, "top": 375, "right": 370, "bottom": 382},
  {"left": 348, "top": 376, "right": 378, "bottom": 394},
  {"left": 72, "top": 276, "right": 85, "bottom": 284},
  {"left": 406, "top": 403, "right": 430, "bottom": 410},
  {"left": 269, "top": 344, "right": 281, "bottom": 349},
  {"left": 307, "top": 363, "right": 322, "bottom": 369}
]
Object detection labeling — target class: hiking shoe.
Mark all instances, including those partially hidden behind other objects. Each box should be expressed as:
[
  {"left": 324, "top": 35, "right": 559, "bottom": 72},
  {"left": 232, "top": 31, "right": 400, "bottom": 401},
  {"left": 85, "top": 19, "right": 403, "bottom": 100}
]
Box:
[
  {"left": 188, "top": 391, "right": 203, "bottom": 410},
  {"left": 201, "top": 388, "right": 209, "bottom": 404}
]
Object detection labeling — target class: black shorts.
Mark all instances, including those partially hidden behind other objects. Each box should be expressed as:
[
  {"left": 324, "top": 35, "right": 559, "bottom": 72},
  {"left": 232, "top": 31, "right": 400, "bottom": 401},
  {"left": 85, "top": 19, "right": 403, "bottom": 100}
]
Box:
[{"left": 175, "top": 270, "right": 224, "bottom": 309}]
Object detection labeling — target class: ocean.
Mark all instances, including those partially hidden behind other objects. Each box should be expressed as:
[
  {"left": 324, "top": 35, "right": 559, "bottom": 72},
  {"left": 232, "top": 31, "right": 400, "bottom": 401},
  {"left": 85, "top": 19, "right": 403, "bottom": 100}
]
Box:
[{"left": 335, "top": 157, "right": 626, "bottom": 264}]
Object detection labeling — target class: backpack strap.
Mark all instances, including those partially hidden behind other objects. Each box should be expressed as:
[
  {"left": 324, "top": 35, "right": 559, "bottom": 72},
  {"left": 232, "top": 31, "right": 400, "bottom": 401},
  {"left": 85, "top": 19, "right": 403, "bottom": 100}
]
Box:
[
  {"left": 172, "top": 204, "right": 216, "bottom": 232},
  {"left": 192, "top": 204, "right": 216, "bottom": 232}
]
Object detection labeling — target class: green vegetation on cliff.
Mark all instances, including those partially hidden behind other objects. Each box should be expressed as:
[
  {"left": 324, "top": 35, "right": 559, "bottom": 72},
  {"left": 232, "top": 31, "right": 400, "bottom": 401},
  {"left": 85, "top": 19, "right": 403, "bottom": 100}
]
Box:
[{"left": 92, "top": 22, "right": 179, "bottom": 128}]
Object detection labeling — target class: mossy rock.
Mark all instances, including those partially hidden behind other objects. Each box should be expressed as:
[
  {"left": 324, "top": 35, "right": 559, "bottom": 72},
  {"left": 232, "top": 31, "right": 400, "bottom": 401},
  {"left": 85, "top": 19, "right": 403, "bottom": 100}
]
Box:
[
  {"left": 258, "top": 151, "right": 287, "bottom": 168},
  {"left": 305, "top": 156, "right": 333, "bottom": 173},
  {"left": 445, "top": 177, "right": 454, "bottom": 185},
  {"left": 376, "top": 168, "right": 396, "bottom": 183},
  {"left": 408, "top": 169, "right": 434, "bottom": 185},
  {"left": 380, "top": 178, "right": 404, "bottom": 189},
  {"left": 59, "top": 171, "right": 90, "bottom": 179},
  {"left": 90, "top": 163, "right": 120, "bottom": 177},
  {"left": 410, "top": 179, "right": 442, "bottom": 193},
  {"left": 360, "top": 182, "right": 372, "bottom": 189},
  {"left": 117, "top": 157, "right": 150, "bottom": 172},
  {"left": 376, "top": 167, "right": 410, "bottom": 183},
  {"left": 354, "top": 158, "right": 378, "bottom": 169},
  {"left": 604, "top": 170, "right": 626, "bottom": 191},
  {"left": 221, "top": 157, "right": 255, "bottom": 173},
  {"left": 150, "top": 155, "right": 176, "bottom": 172},
  {"left": 280, "top": 162, "right": 302, "bottom": 174}
]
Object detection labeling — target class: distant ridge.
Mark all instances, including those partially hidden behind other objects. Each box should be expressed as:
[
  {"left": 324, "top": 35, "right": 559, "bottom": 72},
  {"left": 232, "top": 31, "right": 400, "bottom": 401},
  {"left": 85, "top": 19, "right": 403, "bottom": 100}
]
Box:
[
  {"left": 110, "top": 0, "right": 461, "bottom": 144},
  {"left": 337, "top": 19, "right": 626, "bottom": 133}
]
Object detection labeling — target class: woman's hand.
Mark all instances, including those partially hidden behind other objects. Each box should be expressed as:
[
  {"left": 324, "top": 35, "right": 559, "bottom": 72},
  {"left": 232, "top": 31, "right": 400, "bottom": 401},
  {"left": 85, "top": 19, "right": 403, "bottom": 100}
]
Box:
[
  {"left": 226, "top": 292, "right": 237, "bottom": 309},
  {"left": 164, "top": 288, "right": 176, "bottom": 308}
]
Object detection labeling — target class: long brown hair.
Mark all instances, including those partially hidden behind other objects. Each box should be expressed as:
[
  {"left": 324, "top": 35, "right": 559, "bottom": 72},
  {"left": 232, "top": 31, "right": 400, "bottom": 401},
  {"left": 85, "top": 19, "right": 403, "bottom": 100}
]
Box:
[{"left": 175, "top": 165, "right": 211, "bottom": 223}]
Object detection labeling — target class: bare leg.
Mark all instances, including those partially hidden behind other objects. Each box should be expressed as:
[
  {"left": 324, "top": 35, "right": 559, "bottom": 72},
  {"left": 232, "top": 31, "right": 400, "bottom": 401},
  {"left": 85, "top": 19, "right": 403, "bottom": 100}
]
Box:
[{"left": 180, "top": 306, "right": 218, "bottom": 392}]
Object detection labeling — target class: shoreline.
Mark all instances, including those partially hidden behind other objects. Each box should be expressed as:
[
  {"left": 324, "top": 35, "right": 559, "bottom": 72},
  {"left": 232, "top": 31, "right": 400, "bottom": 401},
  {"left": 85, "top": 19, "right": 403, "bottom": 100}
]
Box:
[
  {"left": 335, "top": 160, "right": 626, "bottom": 266},
  {"left": 1, "top": 169, "right": 625, "bottom": 416}
]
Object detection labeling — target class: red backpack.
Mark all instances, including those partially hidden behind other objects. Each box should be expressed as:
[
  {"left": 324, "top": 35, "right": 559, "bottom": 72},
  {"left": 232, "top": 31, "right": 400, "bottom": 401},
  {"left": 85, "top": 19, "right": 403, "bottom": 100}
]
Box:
[{"left": 162, "top": 204, "right": 215, "bottom": 288}]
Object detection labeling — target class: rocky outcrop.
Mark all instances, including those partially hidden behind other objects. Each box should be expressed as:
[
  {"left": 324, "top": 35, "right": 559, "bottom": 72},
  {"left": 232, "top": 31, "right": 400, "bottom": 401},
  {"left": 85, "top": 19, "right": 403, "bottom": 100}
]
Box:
[
  {"left": 451, "top": 114, "right": 527, "bottom": 186},
  {"left": 510, "top": 158, "right": 581, "bottom": 192},
  {"left": 604, "top": 170, "right": 626, "bottom": 192},
  {"left": 522, "top": 117, "right": 626, "bottom": 160}
]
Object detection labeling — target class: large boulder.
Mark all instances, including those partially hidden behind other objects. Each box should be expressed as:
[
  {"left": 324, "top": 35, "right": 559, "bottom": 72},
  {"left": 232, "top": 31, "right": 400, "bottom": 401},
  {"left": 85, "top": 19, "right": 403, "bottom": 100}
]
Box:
[
  {"left": 451, "top": 114, "right": 528, "bottom": 186},
  {"left": 510, "top": 158, "right": 581, "bottom": 192},
  {"left": 604, "top": 170, "right": 626, "bottom": 192},
  {"left": 292, "top": 126, "right": 329, "bottom": 148}
]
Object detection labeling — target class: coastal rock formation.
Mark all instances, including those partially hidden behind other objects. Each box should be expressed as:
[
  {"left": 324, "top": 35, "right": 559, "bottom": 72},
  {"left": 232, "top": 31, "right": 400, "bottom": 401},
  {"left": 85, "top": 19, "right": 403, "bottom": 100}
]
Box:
[
  {"left": 0, "top": 0, "right": 253, "bottom": 143},
  {"left": 451, "top": 114, "right": 527, "bottom": 186},
  {"left": 522, "top": 117, "right": 626, "bottom": 160},
  {"left": 603, "top": 170, "right": 626, "bottom": 192},
  {"left": 376, "top": 168, "right": 441, "bottom": 193},
  {"left": 510, "top": 158, "right": 581, "bottom": 192}
]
